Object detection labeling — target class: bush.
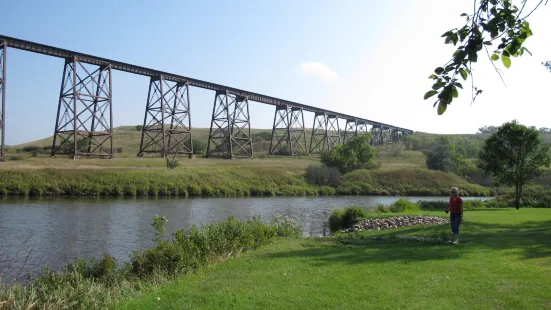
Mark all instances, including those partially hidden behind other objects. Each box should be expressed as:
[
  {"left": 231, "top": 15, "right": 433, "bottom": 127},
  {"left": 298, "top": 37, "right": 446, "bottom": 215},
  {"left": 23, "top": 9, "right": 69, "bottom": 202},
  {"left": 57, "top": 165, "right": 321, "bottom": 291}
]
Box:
[
  {"left": 305, "top": 166, "right": 341, "bottom": 186},
  {"left": 328, "top": 206, "right": 368, "bottom": 232},
  {"left": 135, "top": 125, "right": 143, "bottom": 131},
  {"left": 424, "top": 137, "right": 471, "bottom": 177},
  {"left": 328, "top": 209, "right": 345, "bottom": 232},
  {"left": 116, "top": 147, "right": 124, "bottom": 154},
  {"left": 22, "top": 145, "right": 42, "bottom": 153},
  {"left": 31, "top": 151, "right": 38, "bottom": 157},
  {"left": 321, "top": 134, "right": 376, "bottom": 173},
  {"left": 389, "top": 199, "right": 420, "bottom": 212},
  {"left": 130, "top": 215, "right": 301, "bottom": 278},
  {"left": 166, "top": 159, "right": 179, "bottom": 169},
  {"left": 192, "top": 139, "right": 207, "bottom": 155}
]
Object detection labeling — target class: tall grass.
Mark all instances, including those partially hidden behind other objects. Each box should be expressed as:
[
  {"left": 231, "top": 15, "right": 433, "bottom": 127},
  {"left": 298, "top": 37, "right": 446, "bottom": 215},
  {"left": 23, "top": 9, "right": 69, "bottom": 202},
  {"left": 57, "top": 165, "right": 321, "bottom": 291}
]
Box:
[
  {"left": 0, "top": 167, "right": 493, "bottom": 198},
  {"left": 0, "top": 215, "right": 302, "bottom": 309},
  {"left": 336, "top": 168, "right": 491, "bottom": 196}
]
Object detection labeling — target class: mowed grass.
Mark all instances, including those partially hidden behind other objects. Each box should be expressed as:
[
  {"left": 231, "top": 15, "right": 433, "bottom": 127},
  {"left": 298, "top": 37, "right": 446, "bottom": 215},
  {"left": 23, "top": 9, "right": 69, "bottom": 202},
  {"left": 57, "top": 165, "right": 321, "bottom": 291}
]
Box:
[{"left": 115, "top": 209, "right": 551, "bottom": 309}]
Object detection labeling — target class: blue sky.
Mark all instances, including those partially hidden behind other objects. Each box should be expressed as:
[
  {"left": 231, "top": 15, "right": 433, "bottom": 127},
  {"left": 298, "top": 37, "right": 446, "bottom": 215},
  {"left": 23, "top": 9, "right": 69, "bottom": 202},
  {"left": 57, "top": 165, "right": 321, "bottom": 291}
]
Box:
[{"left": 1, "top": 0, "right": 551, "bottom": 145}]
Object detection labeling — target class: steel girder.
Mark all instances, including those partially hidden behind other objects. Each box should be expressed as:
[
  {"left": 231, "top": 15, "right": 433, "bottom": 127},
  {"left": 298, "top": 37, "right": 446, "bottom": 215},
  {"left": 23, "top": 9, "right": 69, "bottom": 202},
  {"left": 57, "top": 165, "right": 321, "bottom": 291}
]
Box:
[
  {"left": 309, "top": 113, "right": 340, "bottom": 153},
  {"left": 138, "top": 76, "right": 192, "bottom": 157},
  {"left": 0, "top": 41, "right": 5, "bottom": 160},
  {"left": 206, "top": 90, "right": 253, "bottom": 158},
  {"left": 51, "top": 56, "right": 113, "bottom": 159},
  {"left": 268, "top": 106, "right": 307, "bottom": 155}
]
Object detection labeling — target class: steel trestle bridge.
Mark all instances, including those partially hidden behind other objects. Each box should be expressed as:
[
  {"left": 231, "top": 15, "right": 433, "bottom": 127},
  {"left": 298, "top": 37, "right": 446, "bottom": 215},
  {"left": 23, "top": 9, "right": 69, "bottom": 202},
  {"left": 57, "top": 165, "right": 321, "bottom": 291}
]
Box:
[{"left": 0, "top": 34, "right": 413, "bottom": 159}]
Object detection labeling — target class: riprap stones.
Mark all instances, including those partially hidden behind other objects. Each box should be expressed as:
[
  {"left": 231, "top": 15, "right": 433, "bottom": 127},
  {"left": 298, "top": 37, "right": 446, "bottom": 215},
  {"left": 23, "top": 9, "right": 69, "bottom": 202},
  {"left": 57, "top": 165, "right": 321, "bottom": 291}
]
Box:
[{"left": 342, "top": 215, "right": 449, "bottom": 233}]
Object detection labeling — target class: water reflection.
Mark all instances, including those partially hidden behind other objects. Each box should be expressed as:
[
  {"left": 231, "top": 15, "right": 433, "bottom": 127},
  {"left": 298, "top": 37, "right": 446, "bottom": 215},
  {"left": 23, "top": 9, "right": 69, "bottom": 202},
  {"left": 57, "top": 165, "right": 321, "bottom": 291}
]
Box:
[{"left": 0, "top": 195, "right": 488, "bottom": 282}]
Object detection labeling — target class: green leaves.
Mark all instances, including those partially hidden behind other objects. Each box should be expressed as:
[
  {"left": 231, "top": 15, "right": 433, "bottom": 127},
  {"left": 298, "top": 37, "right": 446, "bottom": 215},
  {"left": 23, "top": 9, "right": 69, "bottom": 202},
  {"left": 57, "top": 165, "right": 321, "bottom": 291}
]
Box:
[
  {"left": 501, "top": 54, "right": 511, "bottom": 68},
  {"left": 434, "top": 67, "right": 444, "bottom": 74},
  {"left": 426, "top": 0, "right": 539, "bottom": 115},
  {"left": 459, "top": 68, "right": 468, "bottom": 80},
  {"left": 424, "top": 90, "right": 438, "bottom": 100},
  {"left": 437, "top": 102, "right": 447, "bottom": 115}
]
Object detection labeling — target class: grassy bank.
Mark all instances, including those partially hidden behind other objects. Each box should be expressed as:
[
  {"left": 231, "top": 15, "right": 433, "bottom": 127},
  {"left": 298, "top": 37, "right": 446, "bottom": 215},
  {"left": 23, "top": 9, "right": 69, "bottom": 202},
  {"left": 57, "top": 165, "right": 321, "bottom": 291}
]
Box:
[
  {"left": 115, "top": 208, "right": 551, "bottom": 309},
  {"left": 0, "top": 164, "right": 491, "bottom": 197},
  {"left": 0, "top": 215, "right": 302, "bottom": 309}
]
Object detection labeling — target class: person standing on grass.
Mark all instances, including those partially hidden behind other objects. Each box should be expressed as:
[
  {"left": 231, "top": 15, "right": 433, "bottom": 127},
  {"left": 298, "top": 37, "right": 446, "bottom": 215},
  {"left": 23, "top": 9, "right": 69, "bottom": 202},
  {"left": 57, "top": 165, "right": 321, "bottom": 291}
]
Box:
[{"left": 446, "top": 187, "right": 463, "bottom": 244}]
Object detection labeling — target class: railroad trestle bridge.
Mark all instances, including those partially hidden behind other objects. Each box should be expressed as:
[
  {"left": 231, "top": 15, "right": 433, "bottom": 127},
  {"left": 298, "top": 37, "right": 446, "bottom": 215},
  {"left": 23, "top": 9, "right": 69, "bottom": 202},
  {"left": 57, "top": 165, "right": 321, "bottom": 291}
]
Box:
[{"left": 0, "top": 35, "right": 413, "bottom": 160}]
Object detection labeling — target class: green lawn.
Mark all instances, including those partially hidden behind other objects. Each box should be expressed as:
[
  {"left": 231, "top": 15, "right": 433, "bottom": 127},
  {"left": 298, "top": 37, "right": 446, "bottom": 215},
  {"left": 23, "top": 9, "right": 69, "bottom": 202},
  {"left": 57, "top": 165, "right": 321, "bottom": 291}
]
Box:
[{"left": 115, "top": 209, "right": 551, "bottom": 309}]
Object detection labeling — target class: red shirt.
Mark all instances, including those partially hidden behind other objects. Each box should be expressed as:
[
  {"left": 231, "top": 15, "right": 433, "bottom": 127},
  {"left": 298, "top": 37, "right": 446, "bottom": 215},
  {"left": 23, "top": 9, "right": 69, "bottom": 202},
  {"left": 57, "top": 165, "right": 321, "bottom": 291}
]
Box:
[{"left": 449, "top": 196, "right": 463, "bottom": 214}]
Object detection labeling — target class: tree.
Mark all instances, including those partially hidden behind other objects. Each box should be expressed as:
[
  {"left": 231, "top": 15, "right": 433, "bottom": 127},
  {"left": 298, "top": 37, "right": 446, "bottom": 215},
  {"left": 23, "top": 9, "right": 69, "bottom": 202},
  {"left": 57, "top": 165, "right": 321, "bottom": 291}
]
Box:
[
  {"left": 425, "top": 0, "right": 547, "bottom": 114},
  {"left": 320, "top": 134, "right": 376, "bottom": 173},
  {"left": 478, "top": 120, "right": 551, "bottom": 209},
  {"left": 424, "top": 137, "right": 471, "bottom": 177}
]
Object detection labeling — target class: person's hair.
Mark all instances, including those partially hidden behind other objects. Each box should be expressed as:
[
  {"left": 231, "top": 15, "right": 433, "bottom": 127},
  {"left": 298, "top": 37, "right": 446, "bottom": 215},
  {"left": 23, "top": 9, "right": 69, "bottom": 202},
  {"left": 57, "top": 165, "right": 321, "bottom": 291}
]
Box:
[{"left": 451, "top": 187, "right": 459, "bottom": 194}]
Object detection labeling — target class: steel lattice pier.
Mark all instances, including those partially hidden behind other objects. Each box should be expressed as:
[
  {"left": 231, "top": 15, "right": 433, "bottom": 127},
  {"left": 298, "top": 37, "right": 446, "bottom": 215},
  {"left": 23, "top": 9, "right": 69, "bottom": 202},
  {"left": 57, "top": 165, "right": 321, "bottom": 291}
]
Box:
[
  {"left": 206, "top": 90, "right": 253, "bottom": 158},
  {"left": 138, "top": 76, "right": 192, "bottom": 157},
  {"left": 51, "top": 56, "right": 113, "bottom": 158}
]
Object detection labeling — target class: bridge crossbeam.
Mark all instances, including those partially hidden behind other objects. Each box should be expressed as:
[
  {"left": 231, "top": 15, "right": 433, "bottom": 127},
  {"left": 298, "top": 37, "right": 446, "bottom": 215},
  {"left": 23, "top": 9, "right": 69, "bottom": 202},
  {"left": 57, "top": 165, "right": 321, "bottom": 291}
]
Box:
[{"left": 51, "top": 56, "right": 113, "bottom": 159}]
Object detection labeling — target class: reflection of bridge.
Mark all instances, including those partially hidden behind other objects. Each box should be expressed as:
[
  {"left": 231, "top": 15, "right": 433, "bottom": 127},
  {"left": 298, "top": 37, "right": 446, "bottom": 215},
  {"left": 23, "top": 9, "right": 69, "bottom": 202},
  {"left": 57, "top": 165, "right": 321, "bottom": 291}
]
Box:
[{"left": 0, "top": 35, "right": 413, "bottom": 160}]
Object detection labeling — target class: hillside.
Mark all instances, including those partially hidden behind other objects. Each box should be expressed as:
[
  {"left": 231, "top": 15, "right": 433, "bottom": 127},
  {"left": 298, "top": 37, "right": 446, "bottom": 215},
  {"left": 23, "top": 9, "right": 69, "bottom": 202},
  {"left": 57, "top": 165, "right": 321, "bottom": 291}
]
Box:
[{"left": 10, "top": 126, "right": 279, "bottom": 156}]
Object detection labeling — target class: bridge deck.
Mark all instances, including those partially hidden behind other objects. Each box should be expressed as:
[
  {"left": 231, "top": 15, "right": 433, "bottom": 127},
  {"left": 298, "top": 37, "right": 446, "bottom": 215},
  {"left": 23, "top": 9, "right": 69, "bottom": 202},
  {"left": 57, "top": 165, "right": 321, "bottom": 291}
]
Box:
[{"left": 0, "top": 34, "right": 413, "bottom": 134}]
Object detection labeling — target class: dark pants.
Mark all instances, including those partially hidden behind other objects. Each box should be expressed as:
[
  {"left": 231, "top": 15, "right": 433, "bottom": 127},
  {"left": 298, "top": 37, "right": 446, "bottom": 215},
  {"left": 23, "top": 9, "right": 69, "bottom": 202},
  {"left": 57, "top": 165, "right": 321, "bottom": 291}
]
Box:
[{"left": 450, "top": 213, "right": 462, "bottom": 234}]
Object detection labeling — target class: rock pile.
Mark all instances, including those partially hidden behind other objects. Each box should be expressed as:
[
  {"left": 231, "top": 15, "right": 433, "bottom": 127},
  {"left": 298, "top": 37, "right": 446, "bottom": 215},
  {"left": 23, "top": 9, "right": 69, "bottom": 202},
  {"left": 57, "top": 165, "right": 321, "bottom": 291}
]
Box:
[{"left": 342, "top": 215, "right": 448, "bottom": 233}]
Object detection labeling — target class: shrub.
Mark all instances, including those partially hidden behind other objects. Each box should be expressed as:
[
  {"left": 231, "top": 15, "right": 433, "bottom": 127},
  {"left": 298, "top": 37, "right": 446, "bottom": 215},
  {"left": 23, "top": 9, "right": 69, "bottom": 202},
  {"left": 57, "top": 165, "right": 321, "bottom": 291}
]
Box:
[
  {"left": 116, "top": 147, "right": 124, "bottom": 154},
  {"left": 321, "top": 134, "right": 376, "bottom": 173},
  {"left": 328, "top": 206, "right": 368, "bottom": 232},
  {"left": 22, "top": 145, "right": 42, "bottom": 153},
  {"left": 342, "top": 206, "right": 368, "bottom": 227},
  {"left": 166, "top": 159, "right": 179, "bottom": 169},
  {"left": 192, "top": 139, "right": 207, "bottom": 155},
  {"left": 389, "top": 199, "right": 420, "bottom": 212},
  {"left": 328, "top": 209, "right": 345, "bottom": 232},
  {"left": 31, "top": 151, "right": 38, "bottom": 157},
  {"left": 305, "top": 166, "right": 341, "bottom": 186},
  {"left": 376, "top": 204, "right": 389, "bottom": 213},
  {"left": 8, "top": 155, "right": 23, "bottom": 161},
  {"left": 135, "top": 125, "right": 143, "bottom": 131},
  {"left": 424, "top": 137, "right": 471, "bottom": 177}
]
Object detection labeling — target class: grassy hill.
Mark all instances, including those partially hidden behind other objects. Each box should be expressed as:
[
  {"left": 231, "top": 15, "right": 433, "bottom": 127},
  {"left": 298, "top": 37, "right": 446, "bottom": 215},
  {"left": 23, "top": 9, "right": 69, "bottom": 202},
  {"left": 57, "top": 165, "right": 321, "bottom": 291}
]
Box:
[{"left": 10, "top": 126, "right": 281, "bottom": 157}]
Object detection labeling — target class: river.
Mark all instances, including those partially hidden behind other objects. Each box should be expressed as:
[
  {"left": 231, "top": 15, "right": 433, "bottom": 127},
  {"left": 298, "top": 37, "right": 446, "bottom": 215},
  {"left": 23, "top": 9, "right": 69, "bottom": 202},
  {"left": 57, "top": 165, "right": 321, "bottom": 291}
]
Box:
[{"left": 0, "top": 195, "right": 488, "bottom": 282}]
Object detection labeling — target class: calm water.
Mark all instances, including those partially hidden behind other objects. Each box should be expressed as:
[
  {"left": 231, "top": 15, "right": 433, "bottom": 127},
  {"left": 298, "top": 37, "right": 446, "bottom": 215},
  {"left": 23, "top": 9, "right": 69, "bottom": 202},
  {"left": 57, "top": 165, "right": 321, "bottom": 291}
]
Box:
[{"left": 0, "top": 196, "right": 488, "bottom": 282}]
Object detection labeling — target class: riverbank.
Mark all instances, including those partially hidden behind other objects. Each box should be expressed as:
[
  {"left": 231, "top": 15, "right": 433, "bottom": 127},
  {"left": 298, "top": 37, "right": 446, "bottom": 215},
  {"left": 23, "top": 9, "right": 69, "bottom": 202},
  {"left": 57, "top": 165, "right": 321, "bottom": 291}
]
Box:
[
  {"left": 0, "top": 155, "right": 491, "bottom": 197},
  {"left": 114, "top": 208, "right": 551, "bottom": 309},
  {"left": 2, "top": 205, "right": 550, "bottom": 309}
]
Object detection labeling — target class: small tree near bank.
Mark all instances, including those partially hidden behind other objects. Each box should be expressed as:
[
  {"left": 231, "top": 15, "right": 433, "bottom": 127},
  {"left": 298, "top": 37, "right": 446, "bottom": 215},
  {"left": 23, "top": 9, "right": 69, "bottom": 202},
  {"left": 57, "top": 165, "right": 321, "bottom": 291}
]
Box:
[
  {"left": 424, "top": 137, "right": 471, "bottom": 177},
  {"left": 320, "top": 134, "right": 376, "bottom": 174},
  {"left": 478, "top": 120, "right": 551, "bottom": 209}
]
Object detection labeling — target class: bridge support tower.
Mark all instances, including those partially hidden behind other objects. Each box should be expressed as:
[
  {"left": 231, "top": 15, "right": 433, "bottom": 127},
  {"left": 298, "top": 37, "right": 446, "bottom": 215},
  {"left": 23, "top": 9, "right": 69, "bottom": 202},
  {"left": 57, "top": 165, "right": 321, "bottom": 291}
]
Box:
[
  {"left": 343, "top": 119, "right": 357, "bottom": 144},
  {"left": 309, "top": 113, "right": 340, "bottom": 153},
  {"left": 138, "top": 76, "right": 192, "bottom": 157},
  {"left": 268, "top": 106, "right": 307, "bottom": 155},
  {"left": 206, "top": 90, "right": 253, "bottom": 158},
  {"left": 0, "top": 40, "right": 5, "bottom": 160},
  {"left": 51, "top": 56, "right": 113, "bottom": 159}
]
